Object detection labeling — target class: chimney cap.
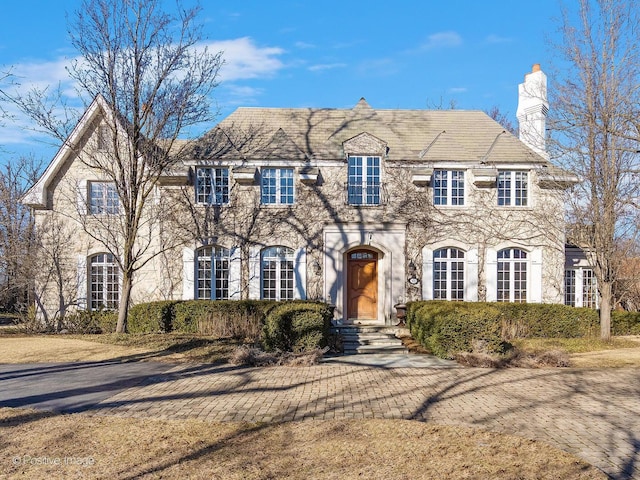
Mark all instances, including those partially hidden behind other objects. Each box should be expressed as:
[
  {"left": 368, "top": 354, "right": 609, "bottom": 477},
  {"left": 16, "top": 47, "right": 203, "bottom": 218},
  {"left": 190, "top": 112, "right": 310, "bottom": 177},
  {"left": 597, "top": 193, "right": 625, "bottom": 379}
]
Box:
[{"left": 532, "top": 63, "right": 541, "bottom": 72}]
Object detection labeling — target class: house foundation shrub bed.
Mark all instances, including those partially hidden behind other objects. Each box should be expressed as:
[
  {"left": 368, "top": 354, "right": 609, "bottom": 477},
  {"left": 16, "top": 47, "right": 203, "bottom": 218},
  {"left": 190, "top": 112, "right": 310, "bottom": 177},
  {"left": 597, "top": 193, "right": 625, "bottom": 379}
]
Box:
[
  {"left": 61, "top": 310, "right": 118, "bottom": 334},
  {"left": 128, "top": 301, "right": 181, "bottom": 333},
  {"left": 124, "top": 299, "right": 332, "bottom": 353},
  {"left": 172, "top": 300, "right": 277, "bottom": 336},
  {"left": 406, "top": 301, "right": 638, "bottom": 359},
  {"left": 262, "top": 302, "right": 334, "bottom": 352}
]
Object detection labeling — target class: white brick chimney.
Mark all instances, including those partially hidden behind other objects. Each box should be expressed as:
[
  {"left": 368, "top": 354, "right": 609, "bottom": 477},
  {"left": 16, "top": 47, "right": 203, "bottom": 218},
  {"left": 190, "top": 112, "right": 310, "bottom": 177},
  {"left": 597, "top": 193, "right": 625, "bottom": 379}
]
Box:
[{"left": 516, "top": 64, "right": 548, "bottom": 158}]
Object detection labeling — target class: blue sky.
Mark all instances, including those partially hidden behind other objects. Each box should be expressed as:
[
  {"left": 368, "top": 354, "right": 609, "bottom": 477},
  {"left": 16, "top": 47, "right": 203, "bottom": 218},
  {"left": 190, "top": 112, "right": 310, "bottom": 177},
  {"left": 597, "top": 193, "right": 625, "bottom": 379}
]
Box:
[{"left": 0, "top": 0, "right": 563, "bottom": 162}]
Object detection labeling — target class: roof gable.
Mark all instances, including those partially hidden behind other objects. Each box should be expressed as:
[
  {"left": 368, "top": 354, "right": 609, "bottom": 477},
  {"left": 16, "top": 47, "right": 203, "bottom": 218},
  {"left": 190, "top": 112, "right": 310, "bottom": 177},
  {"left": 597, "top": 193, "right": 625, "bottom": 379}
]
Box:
[{"left": 22, "top": 94, "right": 114, "bottom": 208}]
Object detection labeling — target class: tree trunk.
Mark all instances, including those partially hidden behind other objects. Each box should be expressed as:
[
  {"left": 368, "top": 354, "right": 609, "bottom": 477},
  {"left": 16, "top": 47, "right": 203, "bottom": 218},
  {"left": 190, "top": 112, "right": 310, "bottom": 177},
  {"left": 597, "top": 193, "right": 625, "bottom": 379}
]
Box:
[
  {"left": 115, "top": 272, "right": 133, "bottom": 333},
  {"left": 599, "top": 281, "right": 613, "bottom": 341}
]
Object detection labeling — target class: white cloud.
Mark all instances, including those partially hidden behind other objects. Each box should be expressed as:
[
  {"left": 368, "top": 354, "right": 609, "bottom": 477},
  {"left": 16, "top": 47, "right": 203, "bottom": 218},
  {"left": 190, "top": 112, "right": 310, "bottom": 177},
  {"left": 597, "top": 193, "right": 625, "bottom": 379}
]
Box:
[
  {"left": 206, "top": 37, "right": 285, "bottom": 82},
  {"left": 419, "top": 31, "right": 463, "bottom": 50},
  {"left": 448, "top": 87, "right": 468, "bottom": 94},
  {"left": 308, "top": 63, "right": 347, "bottom": 72},
  {"left": 295, "top": 41, "right": 316, "bottom": 50},
  {"left": 485, "top": 34, "right": 512, "bottom": 44},
  {"left": 223, "top": 84, "right": 264, "bottom": 105}
]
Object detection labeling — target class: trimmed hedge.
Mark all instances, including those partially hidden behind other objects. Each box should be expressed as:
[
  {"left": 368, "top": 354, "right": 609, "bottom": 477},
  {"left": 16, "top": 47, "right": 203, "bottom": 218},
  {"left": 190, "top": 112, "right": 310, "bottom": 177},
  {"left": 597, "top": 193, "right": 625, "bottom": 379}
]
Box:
[
  {"left": 406, "top": 301, "right": 506, "bottom": 358},
  {"left": 611, "top": 311, "right": 640, "bottom": 335},
  {"left": 499, "top": 303, "right": 599, "bottom": 338},
  {"left": 128, "top": 300, "right": 182, "bottom": 333},
  {"left": 63, "top": 310, "right": 118, "bottom": 334},
  {"left": 405, "top": 301, "right": 632, "bottom": 359},
  {"left": 172, "top": 300, "right": 277, "bottom": 334},
  {"left": 262, "top": 302, "right": 333, "bottom": 352}
]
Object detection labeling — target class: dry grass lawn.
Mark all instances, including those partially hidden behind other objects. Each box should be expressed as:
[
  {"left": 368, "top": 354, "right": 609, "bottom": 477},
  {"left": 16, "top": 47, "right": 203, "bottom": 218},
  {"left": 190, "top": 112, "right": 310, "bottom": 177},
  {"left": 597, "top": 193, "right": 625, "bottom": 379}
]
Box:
[
  {"left": 0, "top": 408, "right": 605, "bottom": 480},
  {"left": 0, "top": 334, "right": 238, "bottom": 364},
  {"left": 513, "top": 336, "right": 640, "bottom": 368}
]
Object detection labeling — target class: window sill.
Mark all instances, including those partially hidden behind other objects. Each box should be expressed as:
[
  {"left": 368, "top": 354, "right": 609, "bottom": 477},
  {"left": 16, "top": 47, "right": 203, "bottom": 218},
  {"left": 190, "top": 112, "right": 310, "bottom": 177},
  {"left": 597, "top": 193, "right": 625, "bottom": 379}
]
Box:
[{"left": 260, "top": 203, "right": 295, "bottom": 208}]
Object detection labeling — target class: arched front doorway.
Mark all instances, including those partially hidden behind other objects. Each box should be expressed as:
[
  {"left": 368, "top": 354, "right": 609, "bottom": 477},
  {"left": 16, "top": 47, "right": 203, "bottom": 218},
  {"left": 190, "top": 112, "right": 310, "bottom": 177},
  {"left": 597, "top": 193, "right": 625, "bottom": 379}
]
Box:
[{"left": 346, "top": 249, "right": 378, "bottom": 320}]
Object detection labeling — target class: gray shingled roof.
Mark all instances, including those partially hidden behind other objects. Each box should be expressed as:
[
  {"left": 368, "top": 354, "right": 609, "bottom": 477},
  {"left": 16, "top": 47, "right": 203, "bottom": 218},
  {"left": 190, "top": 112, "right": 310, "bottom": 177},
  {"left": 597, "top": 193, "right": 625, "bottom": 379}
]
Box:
[{"left": 188, "top": 98, "right": 548, "bottom": 165}]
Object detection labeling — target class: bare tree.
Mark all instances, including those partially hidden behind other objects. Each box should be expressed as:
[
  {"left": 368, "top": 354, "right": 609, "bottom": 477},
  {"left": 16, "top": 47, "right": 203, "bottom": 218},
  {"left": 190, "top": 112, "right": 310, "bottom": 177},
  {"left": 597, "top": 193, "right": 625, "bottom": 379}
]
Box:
[
  {"left": 550, "top": 0, "right": 640, "bottom": 340},
  {"left": 485, "top": 106, "right": 517, "bottom": 136},
  {"left": 0, "top": 156, "right": 42, "bottom": 312},
  {"left": 3, "top": 0, "right": 222, "bottom": 332}
]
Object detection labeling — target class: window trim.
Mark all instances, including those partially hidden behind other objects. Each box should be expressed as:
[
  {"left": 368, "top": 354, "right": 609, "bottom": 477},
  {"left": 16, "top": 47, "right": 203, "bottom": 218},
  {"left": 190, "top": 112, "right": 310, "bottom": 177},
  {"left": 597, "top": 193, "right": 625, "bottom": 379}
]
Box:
[
  {"left": 497, "top": 170, "right": 529, "bottom": 207},
  {"left": 347, "top": 155, "right": 381, "bottom": 206},
  {"left": 196, "top": 245, "right": 230, "bottom": 300},
  {"left": 261, "top": 168, "right": 295, "bottom": 205},
  {"left": 433, "top": 247, "right": 466, "bottom": 301},
  {"left": 89, "top": 253, "right": 120, "bottom": 311},
  {"left": 195, "top": 167, "right": 230, "bottom": 206},
  {"left": 564, "top": 267, "right": 598, "bottom": 308},
  {"left": 260, "top": 246, "right": 295, "bottom": 300},
  {"left": 497, "top": 248, "right": 528, "bottom": 303},
  {"left": 89, "top": 181, "right": 120, "bottom": 215},
  {"left": 433, "top": 169, "right": 465, "bottom": 206}
]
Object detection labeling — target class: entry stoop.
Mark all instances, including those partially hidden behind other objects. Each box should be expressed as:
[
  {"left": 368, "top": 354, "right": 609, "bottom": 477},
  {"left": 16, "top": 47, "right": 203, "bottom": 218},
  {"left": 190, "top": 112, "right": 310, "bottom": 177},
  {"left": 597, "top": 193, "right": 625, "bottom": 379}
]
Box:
[{"left": 330, "top": 322, "right": 408, "bottom": 354}]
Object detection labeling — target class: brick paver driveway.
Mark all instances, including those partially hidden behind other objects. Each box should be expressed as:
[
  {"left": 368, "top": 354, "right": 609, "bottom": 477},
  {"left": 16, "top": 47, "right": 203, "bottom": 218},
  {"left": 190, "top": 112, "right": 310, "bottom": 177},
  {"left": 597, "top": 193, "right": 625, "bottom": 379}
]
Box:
[{"left": 91, "top": 360, "right": 640, "bottom": 479}]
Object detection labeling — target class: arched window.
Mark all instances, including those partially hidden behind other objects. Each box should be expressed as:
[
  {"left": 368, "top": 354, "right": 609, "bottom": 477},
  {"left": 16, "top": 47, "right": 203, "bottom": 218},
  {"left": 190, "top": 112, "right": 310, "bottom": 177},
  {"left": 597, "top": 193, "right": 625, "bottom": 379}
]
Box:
[
  {"left": 497, "top": 248, "right": 528, "bottom": 302},
  {"left": 196, "top": 246, "right": 230, "bottom": 300},
  {"left": 261, "top": 246, "right": 294, "bottom": 300},
  {"left": 89, "top": 253, "right": 120, "bottom": 310},
  {"left": 433, "top": 248, "right": 465, "bottom": 301}
]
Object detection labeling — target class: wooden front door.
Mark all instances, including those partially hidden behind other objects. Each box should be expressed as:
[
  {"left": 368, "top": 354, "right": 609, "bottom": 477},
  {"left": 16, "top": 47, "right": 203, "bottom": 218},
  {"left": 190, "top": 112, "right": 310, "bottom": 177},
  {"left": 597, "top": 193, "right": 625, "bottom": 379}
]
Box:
[{"left": 347, "top": 250, "right": 378, "bottom": 320}]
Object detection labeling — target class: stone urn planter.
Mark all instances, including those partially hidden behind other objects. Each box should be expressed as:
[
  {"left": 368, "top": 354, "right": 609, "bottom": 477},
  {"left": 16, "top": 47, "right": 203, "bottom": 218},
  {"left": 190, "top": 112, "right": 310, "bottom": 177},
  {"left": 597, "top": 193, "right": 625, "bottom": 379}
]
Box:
[{"left": 394, "top": 303, "right": 407, "bottom": 327}]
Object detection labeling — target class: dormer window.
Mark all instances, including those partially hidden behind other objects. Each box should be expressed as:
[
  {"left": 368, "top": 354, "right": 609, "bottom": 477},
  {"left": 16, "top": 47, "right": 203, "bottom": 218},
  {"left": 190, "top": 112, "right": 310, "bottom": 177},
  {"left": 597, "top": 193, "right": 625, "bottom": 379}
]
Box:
[{"left": 347, "top": 155, "right": 380, "bottom": 205}]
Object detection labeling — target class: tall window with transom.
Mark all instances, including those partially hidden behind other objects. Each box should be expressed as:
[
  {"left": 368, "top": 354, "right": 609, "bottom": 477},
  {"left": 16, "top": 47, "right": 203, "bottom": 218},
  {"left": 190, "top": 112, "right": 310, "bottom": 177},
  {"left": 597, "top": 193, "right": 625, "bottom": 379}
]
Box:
[
  {"left": 261, "top": 246, "right": 294, "bottom": 300},
  {"left": 497, "top": 248, "right": 528, "bottom": 302},
  {"left": 196, "top": 246, "right": 230, "bottom": 300},
  {"left": 89, "top": 253, "right": 120, "bottom": 310},
  {"left": 433, "top": 248, "right": 465, "bottom": 300}
]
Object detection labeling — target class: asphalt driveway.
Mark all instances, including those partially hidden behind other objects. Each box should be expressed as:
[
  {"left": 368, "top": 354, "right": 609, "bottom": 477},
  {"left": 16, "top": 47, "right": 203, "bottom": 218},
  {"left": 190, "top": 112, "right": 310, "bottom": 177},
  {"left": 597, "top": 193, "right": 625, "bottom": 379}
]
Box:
[{"left": 0, "top": 361, "right": 176, "bottom": 413}]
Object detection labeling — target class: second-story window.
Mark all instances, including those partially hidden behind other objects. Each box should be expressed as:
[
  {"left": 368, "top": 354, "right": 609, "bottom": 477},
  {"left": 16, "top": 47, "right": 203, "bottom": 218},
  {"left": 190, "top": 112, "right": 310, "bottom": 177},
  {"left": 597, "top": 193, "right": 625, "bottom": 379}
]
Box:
[
  {"left": 498, "top": 171, "right": 528, "bottom": 206},
  {"left": 348, "top": 156, "right": 380, "bottom": 205},
  {"left": 261, "top": 168, "right": 294, "bottom": 205},
  {"left": 89, "top": 182, "right": 119, "bottom": 215},
  {"left": 196, "top": 167, "right": 229, "bottom": 205},
  {"left": 433, "top": 170, "right": 465, "bottom": 206}
]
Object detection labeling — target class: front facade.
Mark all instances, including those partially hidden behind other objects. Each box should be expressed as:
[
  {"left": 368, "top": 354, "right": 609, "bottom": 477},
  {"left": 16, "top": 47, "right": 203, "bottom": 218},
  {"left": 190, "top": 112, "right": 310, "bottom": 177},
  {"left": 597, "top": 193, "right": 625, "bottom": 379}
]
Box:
[{"left": 24, "top": 65, "right": 579, "bottom": 325}]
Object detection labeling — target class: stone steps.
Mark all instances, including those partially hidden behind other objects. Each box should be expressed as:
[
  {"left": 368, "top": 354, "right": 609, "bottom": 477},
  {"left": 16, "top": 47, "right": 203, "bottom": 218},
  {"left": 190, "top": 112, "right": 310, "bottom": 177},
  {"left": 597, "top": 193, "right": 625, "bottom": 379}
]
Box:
[{"left": 330, "top": 323, "right": 408, "bottom": 355}]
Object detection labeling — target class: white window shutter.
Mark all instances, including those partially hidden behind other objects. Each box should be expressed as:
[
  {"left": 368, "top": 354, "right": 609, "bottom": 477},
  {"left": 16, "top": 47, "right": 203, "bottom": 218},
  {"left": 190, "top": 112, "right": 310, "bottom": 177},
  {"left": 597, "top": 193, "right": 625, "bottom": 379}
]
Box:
[
  {"left": 466, "top": 248, "right": 479, "bottom": 302},
  {"left": 294, "top": 247, "right": 307, "bottom": 300},
  {"left": 77, "top": 179, "right": 88, "bottom": 215},
  {"left": 485, "top": 248, "right": 497, "bottom": 302},
  {"left": 182, "top": 248, "right": 195, "bottom": 300},
  {"left": 530, "top": 249, "right": 543, "bottom": 303},
  {"left": 421, "top": 247, "right": 434, "bottom": 300},
  {"left": 248, "top": 246, "right": 261, "bottom": 300},
  {"left": 228, "top": 247, "right": 241, "bottom": 300},
  {"left": 77, "top": 255, "right": 87, "bottom": 309}
]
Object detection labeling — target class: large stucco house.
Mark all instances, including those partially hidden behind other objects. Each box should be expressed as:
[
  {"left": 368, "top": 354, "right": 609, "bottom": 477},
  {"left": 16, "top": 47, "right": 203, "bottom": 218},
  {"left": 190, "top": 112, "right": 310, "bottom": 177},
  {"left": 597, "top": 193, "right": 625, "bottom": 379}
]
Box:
[{"left": 24, "top": 64, "right": 593, "bottom": 325}]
